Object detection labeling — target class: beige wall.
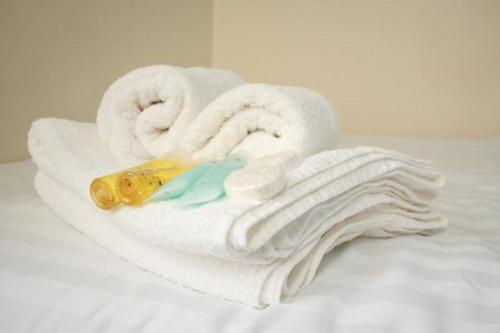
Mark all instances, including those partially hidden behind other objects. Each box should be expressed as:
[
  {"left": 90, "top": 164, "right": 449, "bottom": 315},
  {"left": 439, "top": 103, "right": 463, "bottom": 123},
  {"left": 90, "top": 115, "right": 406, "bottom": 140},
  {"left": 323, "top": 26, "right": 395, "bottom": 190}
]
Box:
[
  {"left": 0, "top": 0, "right": 212, "bottom": 163},
  {"left": 2, "top": 1, "right": 499, "bottom": 162},
  {"left": 213, "top": 0, "right": 500, "bottom": 138}
]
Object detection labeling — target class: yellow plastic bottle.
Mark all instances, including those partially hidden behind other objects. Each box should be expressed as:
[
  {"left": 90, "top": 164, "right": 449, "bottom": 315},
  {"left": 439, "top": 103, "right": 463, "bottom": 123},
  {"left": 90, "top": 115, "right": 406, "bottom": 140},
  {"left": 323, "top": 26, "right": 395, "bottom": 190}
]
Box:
[
  {"left": 116, "top": 165, "right": 193, "bottom": 206},
  {"left": 90, "top": 159, "right": 181, "bottom": 210}
]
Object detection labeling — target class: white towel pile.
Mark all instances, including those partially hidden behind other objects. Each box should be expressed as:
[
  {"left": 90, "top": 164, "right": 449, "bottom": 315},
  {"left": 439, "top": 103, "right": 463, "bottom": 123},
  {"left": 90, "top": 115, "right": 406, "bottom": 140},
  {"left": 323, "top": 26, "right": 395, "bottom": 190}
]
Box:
[{"left": 28, "top": 66, "right": 446, "bottom": 308}]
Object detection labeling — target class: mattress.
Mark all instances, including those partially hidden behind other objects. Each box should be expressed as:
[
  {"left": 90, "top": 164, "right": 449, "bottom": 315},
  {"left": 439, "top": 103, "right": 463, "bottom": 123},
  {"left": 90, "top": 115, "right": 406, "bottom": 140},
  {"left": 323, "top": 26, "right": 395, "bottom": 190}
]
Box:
[{"left": 1, "top": 136, "right": 499, "bottom": 333}]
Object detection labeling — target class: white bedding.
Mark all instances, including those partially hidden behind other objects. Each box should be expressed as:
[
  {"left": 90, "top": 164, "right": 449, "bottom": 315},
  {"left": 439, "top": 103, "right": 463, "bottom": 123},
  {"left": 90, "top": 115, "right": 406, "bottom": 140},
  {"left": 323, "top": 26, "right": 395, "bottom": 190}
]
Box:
[{"left": 1, "top": 136, "right": 499, "bottom": 333}]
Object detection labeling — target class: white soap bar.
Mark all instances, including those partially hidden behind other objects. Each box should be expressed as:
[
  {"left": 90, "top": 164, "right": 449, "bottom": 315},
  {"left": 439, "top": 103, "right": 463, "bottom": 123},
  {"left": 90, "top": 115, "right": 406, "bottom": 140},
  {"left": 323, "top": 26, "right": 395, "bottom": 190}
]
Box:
[
  {"left": 224, "top": 164, "right": 286, "bottom": 201},
  {"left": 224, "top": 151, "right": 300, "bottom": 201}
]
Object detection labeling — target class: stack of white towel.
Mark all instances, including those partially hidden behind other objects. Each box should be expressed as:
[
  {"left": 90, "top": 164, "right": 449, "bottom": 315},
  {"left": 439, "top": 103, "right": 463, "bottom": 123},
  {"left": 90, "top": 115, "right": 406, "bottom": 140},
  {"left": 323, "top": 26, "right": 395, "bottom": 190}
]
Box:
[{"left": 28, "top": 65, "right": 446, "bottom": 308}]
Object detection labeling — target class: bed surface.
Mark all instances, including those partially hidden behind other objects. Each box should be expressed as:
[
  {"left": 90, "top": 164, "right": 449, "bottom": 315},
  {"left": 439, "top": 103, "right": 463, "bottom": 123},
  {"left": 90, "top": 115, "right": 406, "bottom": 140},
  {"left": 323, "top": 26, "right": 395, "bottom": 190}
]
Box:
[{"left": 1, "top": 136, "right": 499, "bottom": 333}]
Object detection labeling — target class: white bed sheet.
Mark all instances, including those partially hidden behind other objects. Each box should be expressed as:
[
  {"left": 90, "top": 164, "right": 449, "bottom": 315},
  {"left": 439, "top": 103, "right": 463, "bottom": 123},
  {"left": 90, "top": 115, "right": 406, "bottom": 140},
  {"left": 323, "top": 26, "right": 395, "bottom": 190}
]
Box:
[{"left": 1, "top": 136, "right": 499, "bottom": 333}]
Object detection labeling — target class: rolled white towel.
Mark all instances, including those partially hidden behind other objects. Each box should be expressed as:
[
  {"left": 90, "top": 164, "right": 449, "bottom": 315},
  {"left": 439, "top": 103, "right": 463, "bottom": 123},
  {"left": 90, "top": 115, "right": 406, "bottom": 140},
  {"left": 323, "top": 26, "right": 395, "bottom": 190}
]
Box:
[
  {"left": 181, "top": 84, "right": 340, "bottom": 160},
  {"left": 97, "top": 65, "right": 245, "bottom": 165}
]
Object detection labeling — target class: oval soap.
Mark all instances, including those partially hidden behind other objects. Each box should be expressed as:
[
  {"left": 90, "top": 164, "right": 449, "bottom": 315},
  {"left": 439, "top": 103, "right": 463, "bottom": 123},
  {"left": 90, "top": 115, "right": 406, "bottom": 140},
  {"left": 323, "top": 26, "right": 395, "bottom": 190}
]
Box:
[{"left": 224, "top": 164, "right": 286, "bottom": 201}]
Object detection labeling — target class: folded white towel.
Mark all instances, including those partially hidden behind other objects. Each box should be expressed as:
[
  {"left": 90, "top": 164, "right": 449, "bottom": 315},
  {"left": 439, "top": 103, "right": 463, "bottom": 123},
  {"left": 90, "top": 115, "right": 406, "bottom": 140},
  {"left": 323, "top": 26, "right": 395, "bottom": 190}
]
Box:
[
  {"left": 28, "top": 118, "right": 446, "bottom": 307},
  {"left": 181, "top": 84, "right": 340, "bottom": 160},
  {"left": 97, "top": 65, "right": 245, "bottom": 165},
  {"left": 35, "top": 171, "right": 444, "bottom": 307}
]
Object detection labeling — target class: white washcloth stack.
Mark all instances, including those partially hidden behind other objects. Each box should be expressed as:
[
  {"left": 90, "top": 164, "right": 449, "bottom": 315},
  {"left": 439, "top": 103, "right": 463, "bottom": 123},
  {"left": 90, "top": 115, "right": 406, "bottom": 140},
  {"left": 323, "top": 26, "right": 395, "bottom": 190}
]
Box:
[{"left": 28, "top": 66, "right": 446, "bottom": 308}]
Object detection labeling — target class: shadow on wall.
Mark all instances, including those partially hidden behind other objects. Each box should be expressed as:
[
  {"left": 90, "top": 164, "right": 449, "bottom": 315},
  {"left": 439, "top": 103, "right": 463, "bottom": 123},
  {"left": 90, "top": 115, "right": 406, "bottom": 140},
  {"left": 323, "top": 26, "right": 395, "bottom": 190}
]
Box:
[
  {"left": 0, "top": 0, "right": 212, "bottom": 163},
  {"left": 2, "top": 0, "right": 500, "bottom": 163}
]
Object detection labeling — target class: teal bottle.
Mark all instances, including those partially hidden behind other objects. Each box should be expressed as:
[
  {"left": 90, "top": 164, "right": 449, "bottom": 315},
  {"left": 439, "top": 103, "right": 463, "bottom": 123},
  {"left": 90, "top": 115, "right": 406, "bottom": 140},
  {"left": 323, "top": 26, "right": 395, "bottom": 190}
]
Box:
[
  {"left": 150, "top": 161, "right": 218, "bottom": 201},
  {"left": 178, "top": 155, "right": 247, "bottom": 207}
]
